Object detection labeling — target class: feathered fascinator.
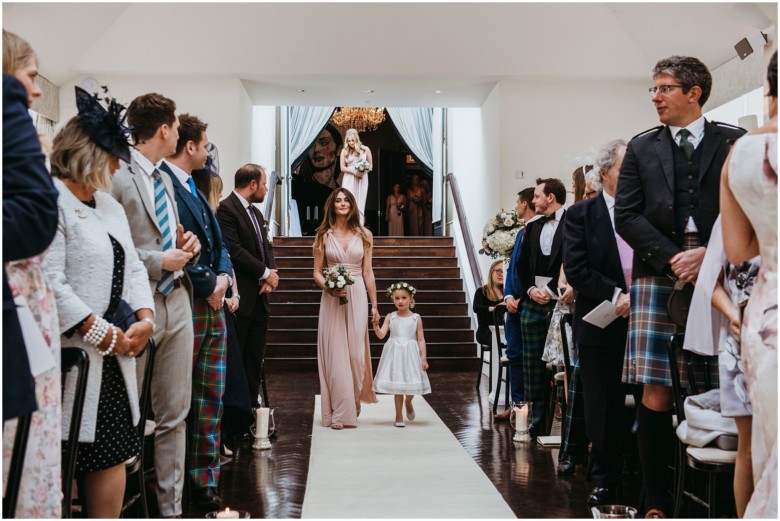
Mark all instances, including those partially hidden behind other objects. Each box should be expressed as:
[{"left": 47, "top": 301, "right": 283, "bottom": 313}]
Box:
[
  {"left": 204, "top": 142, "right": 220, "bottom": 177},
  {"left": 74, "top": 85, "right": 132, "bottom": 163}
]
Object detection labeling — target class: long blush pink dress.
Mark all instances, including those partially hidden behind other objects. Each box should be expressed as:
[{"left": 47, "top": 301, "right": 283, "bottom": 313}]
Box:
[{"left": 317, "top": 231, "right": 377, "bottom": 427}]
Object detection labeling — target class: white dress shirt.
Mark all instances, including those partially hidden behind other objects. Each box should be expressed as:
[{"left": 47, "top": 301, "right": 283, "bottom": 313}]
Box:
[
  {"left": 163, "top": 160, "right": 194, "bottom": 195},
  {"left": 539, "top": 207, "right": 565, "bottom": 255},
  {"left": 233, "top": 191, "right": 270, "bottom": 280}
]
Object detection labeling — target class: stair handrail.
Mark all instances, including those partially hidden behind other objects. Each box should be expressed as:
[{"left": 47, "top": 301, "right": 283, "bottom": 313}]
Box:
[
  {"left": 445, "top": 172, "right": 483, "bottom": 290},
  {"left": 262, "top": 170, "right": 278, "bottom": 236}
]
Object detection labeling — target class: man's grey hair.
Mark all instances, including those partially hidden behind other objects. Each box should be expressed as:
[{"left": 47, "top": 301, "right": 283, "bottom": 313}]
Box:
[
  {"left": 593, "top": 139, "right": 628, "bottom": 187},
  {"left": 585, "top": 168, "right": 602, "bottom": 192}
]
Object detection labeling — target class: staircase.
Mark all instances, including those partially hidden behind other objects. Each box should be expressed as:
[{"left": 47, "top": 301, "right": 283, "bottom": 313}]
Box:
[{"left": 266, "top": 236, "right": 477, "bottom": 371}]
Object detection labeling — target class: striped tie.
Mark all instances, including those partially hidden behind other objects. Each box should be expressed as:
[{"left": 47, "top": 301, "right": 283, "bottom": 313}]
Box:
[{"left": 154, "top": 170, "right": 175, "bottom": 296}]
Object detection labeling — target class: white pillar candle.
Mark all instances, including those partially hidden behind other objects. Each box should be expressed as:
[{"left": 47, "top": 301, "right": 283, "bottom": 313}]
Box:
[
  {"left": 216, "top": 507, "right": 240, "bottom": 519},
  {"left": 256, "top": 407, "right": 270, "bottom": 438}
]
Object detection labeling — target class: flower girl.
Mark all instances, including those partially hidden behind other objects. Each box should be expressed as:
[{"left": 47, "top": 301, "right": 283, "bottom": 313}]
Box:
[{"left": 372, "top": 282, "right": 431, "bottom": 427}]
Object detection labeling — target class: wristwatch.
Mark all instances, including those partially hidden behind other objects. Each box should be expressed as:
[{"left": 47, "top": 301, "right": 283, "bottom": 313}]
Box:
[
  {"left": 234, "top": 294, "right": 241, "bottom": 300},
  {"left": 140, "top": 317, "right": 156, "bottom": 332},
  {"left": 220, "top": 273, "right": 233, "bottom": 287}
]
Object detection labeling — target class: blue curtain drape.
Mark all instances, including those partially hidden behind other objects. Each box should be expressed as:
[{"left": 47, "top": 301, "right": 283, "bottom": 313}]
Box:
[
  {"left": 386, "top": 107, "right": 433, "bottom": 172},
  {"left": 289, "top": 106, "right": 336, "bottom": 171}
]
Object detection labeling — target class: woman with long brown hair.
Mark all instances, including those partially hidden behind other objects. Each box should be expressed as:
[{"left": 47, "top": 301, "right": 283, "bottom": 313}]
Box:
[{"left": 313, "top": 189, "right": 379, "bottom": 429}]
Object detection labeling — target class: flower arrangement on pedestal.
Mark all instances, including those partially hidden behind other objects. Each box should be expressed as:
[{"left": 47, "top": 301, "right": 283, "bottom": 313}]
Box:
[{"left": 479, "top": 209, "right": 525, "bottom": 259}]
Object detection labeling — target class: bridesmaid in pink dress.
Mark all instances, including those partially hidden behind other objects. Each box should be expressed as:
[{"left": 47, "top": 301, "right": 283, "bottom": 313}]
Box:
[{"left": 313, "top": 189, "right": 379, "bottom": 429}]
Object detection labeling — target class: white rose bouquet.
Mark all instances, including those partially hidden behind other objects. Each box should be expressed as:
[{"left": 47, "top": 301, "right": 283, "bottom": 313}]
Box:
[
  {"left": 479, "top": 209, "right": 525, "bottom": 259},
  {"left": 354, "top": 158, "right": 372, "bottom": 175},
  {"left": 323, "top": 264, "right": 355, "bottom": 305}
]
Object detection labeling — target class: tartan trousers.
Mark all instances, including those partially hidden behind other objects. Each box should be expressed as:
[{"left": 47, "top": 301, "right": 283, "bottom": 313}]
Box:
[
  {"left": 519, "top": 299, "right": 554, "bottom": 433},
  {"left": 561, "top": 359, "right": 588, "bottom": 459},
  {"left": 189, "top": 299, "right": 227, "bottom": 488}
]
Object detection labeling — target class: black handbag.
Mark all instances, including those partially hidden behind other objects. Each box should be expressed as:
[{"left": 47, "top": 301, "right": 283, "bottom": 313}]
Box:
[
  {"left": 666, "top": 280, "right": 694, "bottom": 328},
  {"left": 104, "top": 298, "right": 137, "bottom": 332}
]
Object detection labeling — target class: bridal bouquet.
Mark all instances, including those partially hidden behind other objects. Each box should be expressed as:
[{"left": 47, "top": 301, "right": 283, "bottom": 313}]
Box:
[
  {"left": 323, "top": 264, "right": 355, "bottom": 305},
  {"left": 479, "top": 209, "right": 525, "bottom": 259},
  {"left": 354, "top": 158, "right": 372, "bottom": 174},
  {"left": 396, "top": 201, "right": 406, "bottom": 216}
]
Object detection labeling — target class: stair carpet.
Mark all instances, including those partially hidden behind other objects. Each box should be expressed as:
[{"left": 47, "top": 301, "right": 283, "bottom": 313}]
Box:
[{"left": 266, "top": 236, "right": 477, "bottom": 371}]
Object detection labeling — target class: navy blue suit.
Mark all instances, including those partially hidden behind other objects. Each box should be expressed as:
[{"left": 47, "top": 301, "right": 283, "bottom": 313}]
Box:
[
  {"left": 502, "top": 224, "right": 528, "bottom": 404},
  {"left": 3, "top": 74, "right": 59, "bottom": 420}
]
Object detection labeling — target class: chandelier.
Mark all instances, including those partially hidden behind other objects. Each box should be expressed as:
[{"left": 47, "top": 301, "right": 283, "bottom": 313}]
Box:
[{"left": 330, "top": 107, "right": 386, "bottom": 133}]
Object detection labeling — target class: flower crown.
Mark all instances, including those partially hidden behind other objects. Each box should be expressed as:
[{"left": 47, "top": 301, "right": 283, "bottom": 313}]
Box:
[{"left": 386, "top": 281, "right": 416, "bottom": 298}]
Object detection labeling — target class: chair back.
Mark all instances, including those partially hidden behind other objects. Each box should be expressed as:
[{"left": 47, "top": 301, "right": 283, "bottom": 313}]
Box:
[
  {"left": 136, "top": 338, "right": 156, "bottom": 438},
  {"left": 492, "top": 304, "right": 506, "bottom": 351},
  {"left": 559, "top": 313, "right": 573, "bottom": 379},
  {"left": 60, "top": 347, "right": 90, "bottom": 518},
  {"left": 3, "top": 413, "right": 32, "bottom": 518},
  {"left": 667, "top": 334, "right": 717, "bottom": 423}
]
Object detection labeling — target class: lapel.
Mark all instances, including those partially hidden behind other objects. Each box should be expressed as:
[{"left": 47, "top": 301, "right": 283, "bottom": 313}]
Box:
[
  {"left": 591, "top": 196, "right": 621, "bottom": 272},
  {"left": 654, "top": 127, "right": 676, "bottom": 192},
  {"left": 229, "top": 192, "right": 261, "bottom": 254},
  {"left": 160, "top": 162, "right": 207, "bottom": 234},
  {"left": 548, "top": 209, "right": 566, "bottom": 266},
  {"left": 697, "top": 120, "right": 722, "bottom": 184},
  {"left": 127, "top": 158, "right": 162, "bottom": 234}
]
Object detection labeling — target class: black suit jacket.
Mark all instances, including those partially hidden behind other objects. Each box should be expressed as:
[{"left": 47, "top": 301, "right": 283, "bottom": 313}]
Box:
[
  {"left": 615, "top": 121, "right": 745, "bottom": 279},
  {"left": 563, "top": 195, "right": 628, "bottom": 346},
  {"left": 518, "top": 210, "right": 566, "bottom": 297},
  {"left": 2, "top": 74, "right": 60, "bottom": 420},
  {"left": 217, "top": 192, "right": 276, "bottom": 317},
  {"left": 162, "top": 162, "right": 233, "bottom": 299}
]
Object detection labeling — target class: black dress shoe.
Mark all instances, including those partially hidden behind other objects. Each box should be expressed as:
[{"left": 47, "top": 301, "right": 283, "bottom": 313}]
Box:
[
  {"left": 557, "top": 454, "right": 577, "bottom": 476},
  {"left": 192, "top": 486, "right": 222, "bottom": 509},
  {"left": 586, "top": 487, "right": 616, "bottom": 506}
]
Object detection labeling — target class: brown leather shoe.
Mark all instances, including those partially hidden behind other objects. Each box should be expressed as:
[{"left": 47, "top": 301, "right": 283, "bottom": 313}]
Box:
[{"left": 493, "top": 408, "right": 512, "bottom": 422}]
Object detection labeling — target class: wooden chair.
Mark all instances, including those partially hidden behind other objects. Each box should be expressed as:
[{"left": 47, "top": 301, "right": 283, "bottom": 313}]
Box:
[
  {"left": 121, "top": 338, "right": 157, "bottom": 518},
  {"left": 492, "top": 306, "right": 510, "bottom": 415},
  {"left": 60, "top": 347, "right": 90, "bottom": 519},
  {"left": 3, "top": 413, "right": 32, "bottom": 519},
  {"left": 477, "top": 304, "right": 505, "bottom": 390},
  {"left": 667, "top": 334, "right": 736, "bottom": 518}
]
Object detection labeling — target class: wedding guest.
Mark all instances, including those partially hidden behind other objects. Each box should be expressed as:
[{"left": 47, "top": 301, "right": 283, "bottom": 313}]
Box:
[
  {"left": 494, "top": 187, "right": 538, "bottom": 421},
  {"left": 110, "top": 93, "right": 201, "bottom": 515},
  {"left": 570, "top": 165, "right": 593, "bottom": 203},
  {"left": 420, "top": 179, "right": 433, "bottom": 235},
  {"left": 584, "top": 168, "right": 602, "bottom": 199},
  {"left": 386, "top": 183, "right": 406, "bottom": 236},
  {"left": 473, "top": 260, "right": 505, "bottom": 347},
  {"left": 313, "top": 189, "right": 379, "bottom": 429},
  {"left": 564, "top": 139, "right": 630, "bottom": 505},
  {"left": 720, "top": 50, "right": 777, "bottom": 519},
  {"left": 340, "top": 128, "right": 373, "bottom": 225},
  {"left": 615, "top": 55, "right": 746, "bottom": 517},
  {"left": 406, "top": 174, "right": 424, "bottom": 235},
  {"left": 292, "top": 124, "right": 343, "bottom": 235},
  {"left": 44, "top": 87, "right": 155, "bottom": 518},
  {"left": 1, "top": 29, "right": 60, "bottom": 518},
  {"left": 161, "top": 114, "right": 233, "bottom": 507}
]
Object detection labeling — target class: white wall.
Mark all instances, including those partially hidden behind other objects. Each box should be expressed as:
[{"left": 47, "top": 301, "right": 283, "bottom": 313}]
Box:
[
  {"left": 496, "top": 78, "right": 653, "bottom": 211},
  {"left": 58, "top": 75, "right": 253, "bottom": 193}
]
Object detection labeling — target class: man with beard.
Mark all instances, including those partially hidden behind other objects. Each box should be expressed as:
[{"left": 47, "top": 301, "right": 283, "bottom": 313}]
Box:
[{"left": 292, "top": 124, "right": 344, "bottom": 235}]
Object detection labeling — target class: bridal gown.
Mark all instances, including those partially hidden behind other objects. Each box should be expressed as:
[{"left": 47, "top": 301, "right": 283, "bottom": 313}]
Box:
[
  {"left": 728, "top": 133, "right": 777, "bottom": 518},
  {"left": 341, "top": 152, "right": 368, "bottom": 224},
  {"left": 317, "top": 231, "right": 377, "bottom": 427}
]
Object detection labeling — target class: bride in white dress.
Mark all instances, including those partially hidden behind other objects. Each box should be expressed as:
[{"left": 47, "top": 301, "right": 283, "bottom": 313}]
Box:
[{"left": 340, "top": 128, "right": 373, "bottom": 225}]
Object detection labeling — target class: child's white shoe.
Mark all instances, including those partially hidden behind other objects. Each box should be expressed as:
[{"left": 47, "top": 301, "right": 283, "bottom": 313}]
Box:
[
  {"left": 394, "top": 421, "right": 405, "bottom": 428},
  {"left": 406, "top": 404, "right": 415, "bottom": 421}
]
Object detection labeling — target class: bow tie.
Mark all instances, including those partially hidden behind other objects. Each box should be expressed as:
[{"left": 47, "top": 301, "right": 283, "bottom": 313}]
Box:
[{"left": 539, "top": 213, "right": 556, "bottom": 224}]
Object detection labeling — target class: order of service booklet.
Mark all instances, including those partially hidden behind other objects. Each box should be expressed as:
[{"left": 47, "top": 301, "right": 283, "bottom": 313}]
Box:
[{"left": 582, "top": 300, "right": 620, "bottom": 329}]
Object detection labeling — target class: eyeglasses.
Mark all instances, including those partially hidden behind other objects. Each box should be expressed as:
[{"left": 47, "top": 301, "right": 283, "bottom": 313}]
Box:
[{"left": 648, "top": 85, "right": 684, "bottom": 96}]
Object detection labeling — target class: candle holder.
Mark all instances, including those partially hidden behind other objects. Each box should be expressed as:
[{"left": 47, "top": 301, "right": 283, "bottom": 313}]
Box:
[
  {"left": 509, "top": 401, "right": 532, "bottom": 443},
  {"left": 590, "top": 505, "right": 637, "bottom": 518},
  {"left": 251, "top": 407, "right": 274, "bottom": 450},
  {"left": 206, "top": 507, "right": 251, "bottom": 518}
]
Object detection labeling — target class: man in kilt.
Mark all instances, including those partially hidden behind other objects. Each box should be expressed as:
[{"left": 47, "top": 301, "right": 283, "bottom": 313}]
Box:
[
  {"left": 615, "top": 56, "right": 746, "bottom": 517},
  {"left": 518, "top": 178, "right": 567, "bottom": 434}
]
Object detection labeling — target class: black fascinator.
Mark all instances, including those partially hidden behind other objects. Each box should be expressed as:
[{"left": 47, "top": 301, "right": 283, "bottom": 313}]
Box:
[
  {"left": 203, "top": 142, "right": 220, "bottom": 177},
  {"left": 74, "top": 85, "right": 133, "bottom": 163}
]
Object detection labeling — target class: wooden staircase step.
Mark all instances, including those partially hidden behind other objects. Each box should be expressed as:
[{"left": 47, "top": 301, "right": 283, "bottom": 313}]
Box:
[
  {"left": 272, "top": 245, "right": 456, "bottom": 257},
  {"left": 279, "top": 277, "right": 466, "bottom": 291},
  {"left": 271, "top": 290, "right": 467, "bottom": 304},
  {"left": 268, "top": 315, "right": 472, "bottom": 329},
  {"left": 272, "top": 302, "right": 468, "bottom": 316},
  {"left": 275, "top": 256, "right": 458, "bottom": 268},
  {"left": 274, "top": 236, "right": 453, "bottom": 247},
  {"left": 267, "top": 328, "right": 476, "bottom": 343},
  {"left": 266, "top": 343, "right": 477, "bottom": 359},
  {"left": 278, "top": 266, "right": 461, "bottom": 279}
]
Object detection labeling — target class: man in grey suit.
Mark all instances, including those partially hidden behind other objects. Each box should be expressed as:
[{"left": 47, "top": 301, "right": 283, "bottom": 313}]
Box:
[{"left": 110, "top": 93, "right": 200, "bottom": 518}]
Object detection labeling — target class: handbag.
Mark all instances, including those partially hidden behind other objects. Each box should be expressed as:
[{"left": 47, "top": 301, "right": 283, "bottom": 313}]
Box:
[
  {"left": 104, "top": 298, "right": 137, "bottom": 332},
  {"left": 667, "top": 279, "right": 694, "bottom": 328}
]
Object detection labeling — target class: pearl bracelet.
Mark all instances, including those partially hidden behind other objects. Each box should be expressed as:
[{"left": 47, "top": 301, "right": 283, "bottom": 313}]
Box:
[
  {"left": 83, "top": 316, "right": 110, "bottom": 347},
  {"left": 99, "top": 326, "right": 118, "bottom": 357}
]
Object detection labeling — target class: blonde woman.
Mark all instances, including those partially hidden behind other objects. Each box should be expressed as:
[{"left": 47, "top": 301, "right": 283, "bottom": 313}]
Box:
[{"left": 339, "top": 128, "right": 373, "bottom": 224}]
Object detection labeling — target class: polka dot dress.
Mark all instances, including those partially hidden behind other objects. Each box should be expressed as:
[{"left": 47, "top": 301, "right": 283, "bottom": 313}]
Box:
[{"left": 75, "top": 230, "right": 140, "bottom": 474}]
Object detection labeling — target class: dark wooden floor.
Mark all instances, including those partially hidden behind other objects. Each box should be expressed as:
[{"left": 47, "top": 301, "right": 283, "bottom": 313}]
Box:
[{"left": 183, "top": 368, "right": 640, "bottom": 519}]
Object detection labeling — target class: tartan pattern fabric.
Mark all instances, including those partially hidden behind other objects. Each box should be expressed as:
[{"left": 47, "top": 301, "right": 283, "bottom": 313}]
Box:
[
  {"left": 153, "top": 170, "right": 175, "bottom": 296},
  {"left": 189, "top": 299, "right": 227, "bottom": 488},
  {"left": 519, "top": 299, "right": 554, "bottom": 432},
  {"left": 561, "top": 359, "right": 588, "bottom": 457}
]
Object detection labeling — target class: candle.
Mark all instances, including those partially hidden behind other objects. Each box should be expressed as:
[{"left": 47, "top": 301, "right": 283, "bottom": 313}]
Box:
[
  {"left": 256, "top": 407, "right": 270, "bottom": 438},
  {"left": 306, "top": 206, "right": 311, "bottom": 221},
  {"left": 514, "top": 404, "right": 528, "bottom": 431},
  {"left": 314, "top": 206, "right": 318, "bottom": 220},
  {"left": 216, "top": 507, "right": 240, "bottom": 519}
]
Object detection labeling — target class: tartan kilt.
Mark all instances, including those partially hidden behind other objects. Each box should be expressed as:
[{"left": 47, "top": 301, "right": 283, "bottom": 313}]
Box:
[{"left": 623, "top": 235, "right": 718, "bottom": 388}]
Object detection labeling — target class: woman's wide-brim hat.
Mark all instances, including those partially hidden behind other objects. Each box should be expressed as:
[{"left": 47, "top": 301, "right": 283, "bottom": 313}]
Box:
[{"left": 74, "top": 85, "right": 132, "bottom": 163}]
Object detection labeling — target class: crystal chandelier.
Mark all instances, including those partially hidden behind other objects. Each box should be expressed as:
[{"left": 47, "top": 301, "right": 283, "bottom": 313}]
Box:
[{"left": 330, "top": 107, "right": 386, "bottom": 133}]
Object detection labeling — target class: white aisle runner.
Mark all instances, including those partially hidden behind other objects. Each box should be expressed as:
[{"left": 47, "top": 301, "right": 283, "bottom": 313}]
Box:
[{"left": 302, "top": 395, "right": 516, "bottom": 519}]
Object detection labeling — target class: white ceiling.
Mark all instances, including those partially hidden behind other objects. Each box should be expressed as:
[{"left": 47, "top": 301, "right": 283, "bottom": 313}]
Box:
[{"left": 3, "top": 2, "right": 777, "bottom": 107}]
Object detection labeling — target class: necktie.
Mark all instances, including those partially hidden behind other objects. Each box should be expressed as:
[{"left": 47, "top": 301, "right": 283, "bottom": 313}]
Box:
[
  {"left": 186, "top": 176, "right": 198, "bottom": 196},
  {"left": 615, "top": 231, "right": 633, "bottom": 291},
  {"left": 678, "top": 128, "right": 694, "bottom": 159},
  {"left": 248, "top": 206, "right": 266, "bottom": 262},
  {"left": 153, "top": 171, "right": 175, "bottom": 296}
]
